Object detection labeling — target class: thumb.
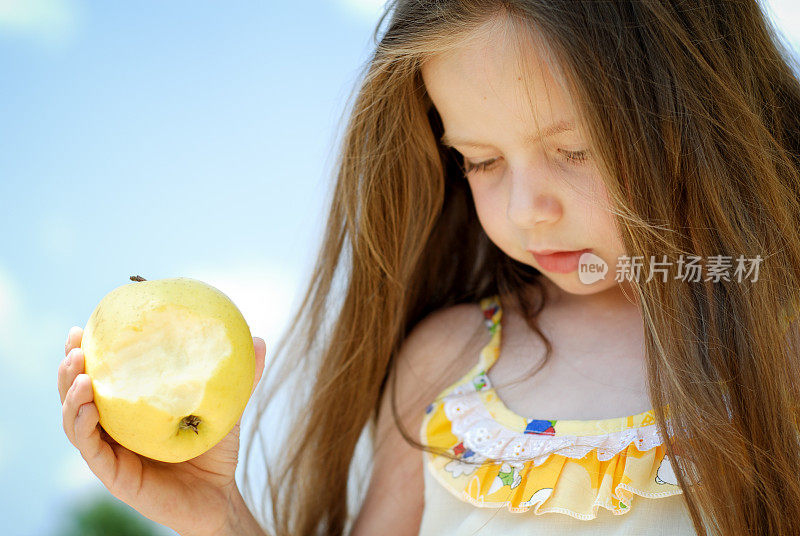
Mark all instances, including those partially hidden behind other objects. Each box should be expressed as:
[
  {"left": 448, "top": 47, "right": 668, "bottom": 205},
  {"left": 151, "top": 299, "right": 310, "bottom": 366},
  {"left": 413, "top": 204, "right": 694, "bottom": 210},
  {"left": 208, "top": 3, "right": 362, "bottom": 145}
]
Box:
[
  {"left": 233, "top": 336, "right": 266, "bottom": 430},
  {"left": 251, "top": 336, "right": 266, "bottom": 394}
]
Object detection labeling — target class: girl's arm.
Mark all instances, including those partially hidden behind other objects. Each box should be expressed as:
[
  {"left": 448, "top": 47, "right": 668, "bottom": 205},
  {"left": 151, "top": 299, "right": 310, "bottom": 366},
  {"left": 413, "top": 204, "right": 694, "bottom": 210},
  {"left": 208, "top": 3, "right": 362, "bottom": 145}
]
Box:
[
  {"left": 349, "top": 349, "right": 426, "bottom": 536},
  {"left": 221, "top": 486, "right": 268, "bottom": 536},
  {"left": 350, "top": 304, "right": 482, "bottom": 536}
]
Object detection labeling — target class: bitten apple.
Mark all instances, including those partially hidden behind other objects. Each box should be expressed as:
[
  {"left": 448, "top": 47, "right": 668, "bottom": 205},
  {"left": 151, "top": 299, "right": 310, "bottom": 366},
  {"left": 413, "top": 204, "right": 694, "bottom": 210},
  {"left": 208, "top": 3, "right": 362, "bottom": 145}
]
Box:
[{"left": 80, "top": 276, "right": 255, "bottom": 463}]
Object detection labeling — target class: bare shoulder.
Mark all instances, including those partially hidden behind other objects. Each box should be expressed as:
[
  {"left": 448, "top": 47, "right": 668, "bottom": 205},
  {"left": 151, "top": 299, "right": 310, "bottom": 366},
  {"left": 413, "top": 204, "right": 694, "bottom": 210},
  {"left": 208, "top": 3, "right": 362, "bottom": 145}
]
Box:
[
  {"left": 397, "top": 302, "right": 489, "bottom": 391},
  {"left": 349, "top": 301, "right": 486, "bottom": 536},
  {"left": 382, "top": 300, "right": 489, "bottom": 443}
]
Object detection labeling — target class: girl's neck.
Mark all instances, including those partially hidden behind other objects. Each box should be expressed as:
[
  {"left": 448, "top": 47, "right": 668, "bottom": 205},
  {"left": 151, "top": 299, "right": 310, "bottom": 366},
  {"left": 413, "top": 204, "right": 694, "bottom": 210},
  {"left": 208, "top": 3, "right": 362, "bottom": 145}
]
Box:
[{"left": 534, "top": 275, "right": 640, "bottom": 315}]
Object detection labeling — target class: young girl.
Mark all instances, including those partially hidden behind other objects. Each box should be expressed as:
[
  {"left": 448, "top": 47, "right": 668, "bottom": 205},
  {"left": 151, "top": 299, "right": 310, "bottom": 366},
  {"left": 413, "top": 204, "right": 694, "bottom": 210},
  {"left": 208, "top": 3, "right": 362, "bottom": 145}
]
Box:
[{"left": 58, "top": 1, "right": 800, "bottom": 535}]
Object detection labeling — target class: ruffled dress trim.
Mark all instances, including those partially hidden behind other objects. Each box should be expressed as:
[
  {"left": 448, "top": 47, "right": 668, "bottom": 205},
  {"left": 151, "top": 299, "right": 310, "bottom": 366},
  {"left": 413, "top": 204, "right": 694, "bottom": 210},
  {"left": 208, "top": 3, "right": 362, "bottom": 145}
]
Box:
[{"left": 419, "top": 294, "right": 683, "bottom": 521}]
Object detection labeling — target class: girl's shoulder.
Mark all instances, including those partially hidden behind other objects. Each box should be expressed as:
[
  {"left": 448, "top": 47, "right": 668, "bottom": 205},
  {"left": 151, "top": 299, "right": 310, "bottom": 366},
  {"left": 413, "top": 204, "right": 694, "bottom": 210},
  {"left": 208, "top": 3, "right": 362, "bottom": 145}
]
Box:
[
  {"left": 379, "top": 299, "right": 493, "bottom": 444},
  {"left": 395, "top": 300, "right": 493, "bottom": 409},
  {"left": 419, "top": 293, "right": 685, "bottom": 521}
]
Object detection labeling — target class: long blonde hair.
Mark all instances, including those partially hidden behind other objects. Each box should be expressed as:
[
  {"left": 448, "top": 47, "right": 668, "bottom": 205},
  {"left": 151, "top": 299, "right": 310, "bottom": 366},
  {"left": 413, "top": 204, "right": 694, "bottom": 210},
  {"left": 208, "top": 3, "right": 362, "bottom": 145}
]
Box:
[{"left": 242, "top": 1, "right": 800, "bottom": 534}]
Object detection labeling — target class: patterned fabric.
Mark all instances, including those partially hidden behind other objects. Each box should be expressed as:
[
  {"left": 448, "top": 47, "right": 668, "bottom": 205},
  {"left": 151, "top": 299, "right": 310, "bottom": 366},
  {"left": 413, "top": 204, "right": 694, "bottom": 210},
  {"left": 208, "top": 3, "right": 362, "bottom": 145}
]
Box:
[{"left": 419, "top": 294, "right": 684, "bottom": 520}]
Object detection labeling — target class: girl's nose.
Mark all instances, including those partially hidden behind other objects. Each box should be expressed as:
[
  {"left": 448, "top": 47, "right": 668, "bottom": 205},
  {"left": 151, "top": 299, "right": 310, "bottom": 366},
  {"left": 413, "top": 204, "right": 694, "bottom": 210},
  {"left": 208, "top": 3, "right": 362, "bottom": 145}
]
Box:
[{"left": 506, "top": 170, "right": 562, "bottom": 229}]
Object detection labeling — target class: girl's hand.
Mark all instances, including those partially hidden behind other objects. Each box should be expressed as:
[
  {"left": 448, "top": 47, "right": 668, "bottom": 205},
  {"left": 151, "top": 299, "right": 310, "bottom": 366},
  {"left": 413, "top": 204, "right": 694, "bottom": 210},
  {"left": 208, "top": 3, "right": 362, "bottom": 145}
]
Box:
[{"left": 58, "top": 326, "right": 266, "bottom": 536}]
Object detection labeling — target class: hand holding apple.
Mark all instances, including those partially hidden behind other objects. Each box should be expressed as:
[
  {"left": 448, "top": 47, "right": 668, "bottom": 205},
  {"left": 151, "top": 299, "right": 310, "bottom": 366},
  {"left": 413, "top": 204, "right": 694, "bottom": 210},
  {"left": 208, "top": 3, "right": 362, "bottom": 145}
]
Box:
[{"left": 57, "top": 277, "right": 267, "bottom": 536}]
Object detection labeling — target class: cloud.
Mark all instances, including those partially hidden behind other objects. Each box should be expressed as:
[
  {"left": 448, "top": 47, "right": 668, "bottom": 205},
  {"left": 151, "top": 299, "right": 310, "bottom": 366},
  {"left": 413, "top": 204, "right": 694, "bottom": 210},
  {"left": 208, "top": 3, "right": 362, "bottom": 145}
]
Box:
[
  {"left": 0, "top": 0, "right": 81, "bottom": 47},
  {"left": 0, "top": 266, "right": 40, "bottom": 381},
  {"left": 0, "top": 264, "right": 71, "bottom": 383},
  {"left": 0, "top": 265, "right": 21, "bottom": 330}
]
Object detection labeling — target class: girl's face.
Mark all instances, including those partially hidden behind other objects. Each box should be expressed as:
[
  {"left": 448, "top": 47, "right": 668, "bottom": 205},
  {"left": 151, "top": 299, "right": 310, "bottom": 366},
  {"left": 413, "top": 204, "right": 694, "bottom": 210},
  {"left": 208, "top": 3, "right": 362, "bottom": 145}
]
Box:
[{"left": 421, "top": 23, "right": 630, "bottom": 302}]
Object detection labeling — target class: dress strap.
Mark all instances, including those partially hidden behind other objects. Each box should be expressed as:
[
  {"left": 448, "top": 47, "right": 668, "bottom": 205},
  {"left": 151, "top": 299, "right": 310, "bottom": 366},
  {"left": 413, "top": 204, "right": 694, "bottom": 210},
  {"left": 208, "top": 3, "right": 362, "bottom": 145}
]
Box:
[
  {"left": 477, "top": 295, "right": 502, "bottom": 371},
  {"left": 480, "top": 294, "right": 501, "bottom": 333}
]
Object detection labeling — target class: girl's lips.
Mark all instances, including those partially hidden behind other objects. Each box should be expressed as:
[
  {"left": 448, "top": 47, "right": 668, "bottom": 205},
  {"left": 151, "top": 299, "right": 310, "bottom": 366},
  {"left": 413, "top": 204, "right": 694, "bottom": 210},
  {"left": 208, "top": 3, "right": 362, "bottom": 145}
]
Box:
[{"left": 529, "top": 248, "right": 592, "bottom": 274}]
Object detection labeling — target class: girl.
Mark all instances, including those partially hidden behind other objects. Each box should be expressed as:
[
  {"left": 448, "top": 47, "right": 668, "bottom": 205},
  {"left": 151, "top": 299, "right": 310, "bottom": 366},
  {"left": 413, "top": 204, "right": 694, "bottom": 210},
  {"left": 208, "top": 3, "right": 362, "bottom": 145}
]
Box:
[{"left": 58, "top": 1, "right": 800, "bottom": 535}]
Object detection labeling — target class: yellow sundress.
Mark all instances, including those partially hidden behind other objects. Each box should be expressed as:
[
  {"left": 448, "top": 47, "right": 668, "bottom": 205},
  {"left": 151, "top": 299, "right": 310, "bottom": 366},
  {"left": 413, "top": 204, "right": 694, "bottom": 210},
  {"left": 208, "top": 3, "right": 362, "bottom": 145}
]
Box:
[{"left": 417, "top": 294, "right": 698, "bottom": 535}]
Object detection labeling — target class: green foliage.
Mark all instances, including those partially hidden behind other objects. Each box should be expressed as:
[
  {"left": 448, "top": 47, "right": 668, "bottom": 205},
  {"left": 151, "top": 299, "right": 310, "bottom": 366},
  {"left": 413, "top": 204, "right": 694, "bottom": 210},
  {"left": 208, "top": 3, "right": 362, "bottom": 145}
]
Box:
[{"left": 56, "top": 494, "right": 166, "bottom": 536}]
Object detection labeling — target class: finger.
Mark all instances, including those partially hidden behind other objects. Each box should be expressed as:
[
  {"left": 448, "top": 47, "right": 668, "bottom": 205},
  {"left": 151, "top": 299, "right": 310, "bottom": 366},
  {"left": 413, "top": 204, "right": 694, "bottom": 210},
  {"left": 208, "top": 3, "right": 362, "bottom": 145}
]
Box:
[
  {"left": 73, "top": 399, "right": 120, "bottom": 492},
  {"left": 234, "top": 337, "right": 267, "bottom": 430},
  {"left": 58, "top": 347, "right": 84, "bottom": 405},
  {"left": 65, "top": 326, "right": 83, "bottom": 357},
  {"left": 62, "top": 373, "right": 94, "bottom": 447},
  {"left": 252, "top": 336, "right": 266, "bottom": 394}
]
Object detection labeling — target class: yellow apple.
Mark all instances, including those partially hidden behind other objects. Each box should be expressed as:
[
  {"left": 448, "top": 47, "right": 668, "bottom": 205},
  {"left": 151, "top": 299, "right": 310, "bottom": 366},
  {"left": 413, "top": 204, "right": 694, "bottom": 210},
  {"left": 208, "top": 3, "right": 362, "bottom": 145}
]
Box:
[{"left": 80, "top": 276, "right": 255, "bottom": 463}]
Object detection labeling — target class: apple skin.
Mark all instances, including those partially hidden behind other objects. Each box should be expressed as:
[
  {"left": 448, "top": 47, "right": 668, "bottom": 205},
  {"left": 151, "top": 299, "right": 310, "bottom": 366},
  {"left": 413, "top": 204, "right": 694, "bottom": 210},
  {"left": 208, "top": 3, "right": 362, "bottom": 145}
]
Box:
[{"left": 80, "top": 277, "right": 255, "bottom": 463}]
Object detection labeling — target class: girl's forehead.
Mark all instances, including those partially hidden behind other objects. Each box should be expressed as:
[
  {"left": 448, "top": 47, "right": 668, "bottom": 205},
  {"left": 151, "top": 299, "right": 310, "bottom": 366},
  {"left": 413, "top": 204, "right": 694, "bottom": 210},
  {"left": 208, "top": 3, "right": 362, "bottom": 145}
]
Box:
[
  {"left": 421, "top": 42, "right": 577, "bottom": 145},
  {"left": 421, "top": 48, "right": 564, "bottom": 104},
  {"left": 420, "top": 21, "right": 574, "bottom": 117},
  {"left": 422, "top": 14, "right": 565, "bottom": 89}
]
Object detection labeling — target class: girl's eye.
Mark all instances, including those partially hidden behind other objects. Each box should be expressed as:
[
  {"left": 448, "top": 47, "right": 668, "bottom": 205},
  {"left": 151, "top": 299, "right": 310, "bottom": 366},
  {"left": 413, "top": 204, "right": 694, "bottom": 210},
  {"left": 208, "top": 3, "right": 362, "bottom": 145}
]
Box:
[
  {"left": 463, "top": 157, "right": 499, "bottom": 175},
  {"left": 558, "top": 149, "right": 589, "bottom": 165},
  {"left": 463, "top": 149, "right": 589, "bottom": 176}
]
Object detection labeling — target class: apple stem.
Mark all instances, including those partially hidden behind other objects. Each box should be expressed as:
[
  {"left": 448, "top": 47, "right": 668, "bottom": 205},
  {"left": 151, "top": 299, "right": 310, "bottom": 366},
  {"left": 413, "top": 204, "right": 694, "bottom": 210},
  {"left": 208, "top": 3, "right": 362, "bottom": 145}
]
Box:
[{"left": 130, "top": 275, "right": 147, "bottom": 282}]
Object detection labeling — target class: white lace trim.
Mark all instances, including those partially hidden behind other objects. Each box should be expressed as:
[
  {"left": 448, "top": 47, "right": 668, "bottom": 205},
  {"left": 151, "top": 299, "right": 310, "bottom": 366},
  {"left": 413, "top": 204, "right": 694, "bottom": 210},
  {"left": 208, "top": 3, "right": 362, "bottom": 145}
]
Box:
[{"left": 442, "top": 381, "right": 675, "bottom": 467}]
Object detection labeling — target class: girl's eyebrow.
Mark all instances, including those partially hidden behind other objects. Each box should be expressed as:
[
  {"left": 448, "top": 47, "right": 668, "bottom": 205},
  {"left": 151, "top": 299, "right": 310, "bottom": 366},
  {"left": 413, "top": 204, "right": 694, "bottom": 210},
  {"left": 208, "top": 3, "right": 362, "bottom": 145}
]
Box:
[{"left": 440, "top": 119, "right": 576, "bottom": 149}]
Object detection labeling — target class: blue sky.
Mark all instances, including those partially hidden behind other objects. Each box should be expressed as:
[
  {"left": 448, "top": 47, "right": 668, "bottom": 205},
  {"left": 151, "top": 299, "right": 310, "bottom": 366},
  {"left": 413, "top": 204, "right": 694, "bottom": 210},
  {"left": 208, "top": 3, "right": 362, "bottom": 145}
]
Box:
[{"left": 1, "top": 1, "right": 798, "bottom": 534}]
